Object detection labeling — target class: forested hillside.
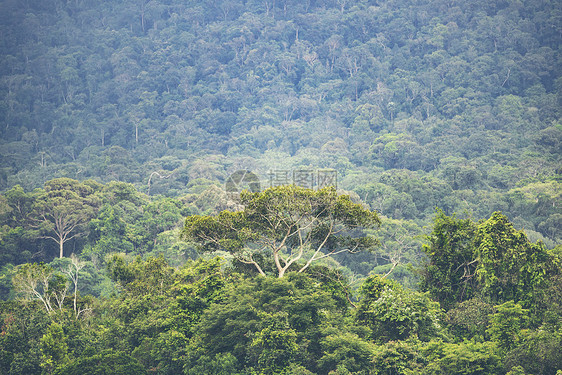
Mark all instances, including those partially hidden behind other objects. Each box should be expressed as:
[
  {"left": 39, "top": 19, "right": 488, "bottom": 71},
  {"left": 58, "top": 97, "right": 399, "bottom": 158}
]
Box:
[
  {"left": 1, "top": 0, "right": 562, "bottom": 373},
  {"left": 0, "top": 0, "right": 560, "bottom": 244}
]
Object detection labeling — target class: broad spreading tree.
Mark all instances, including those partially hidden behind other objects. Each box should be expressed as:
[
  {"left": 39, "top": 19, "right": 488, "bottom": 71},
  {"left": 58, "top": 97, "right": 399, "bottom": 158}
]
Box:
[{"left": 181, "top": 186, "right": 380, "bottom": 278}]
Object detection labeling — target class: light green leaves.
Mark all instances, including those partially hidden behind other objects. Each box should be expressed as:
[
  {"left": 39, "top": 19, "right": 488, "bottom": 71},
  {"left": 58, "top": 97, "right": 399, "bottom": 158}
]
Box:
[{"left": 181, "top": 186, "right": 380, "bottom": 277}]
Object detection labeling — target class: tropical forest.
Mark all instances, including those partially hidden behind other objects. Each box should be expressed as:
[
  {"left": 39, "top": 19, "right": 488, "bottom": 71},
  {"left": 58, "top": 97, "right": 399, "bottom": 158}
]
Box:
[{"left": 0, "top": 0, "right": 561, "bottom": 373}]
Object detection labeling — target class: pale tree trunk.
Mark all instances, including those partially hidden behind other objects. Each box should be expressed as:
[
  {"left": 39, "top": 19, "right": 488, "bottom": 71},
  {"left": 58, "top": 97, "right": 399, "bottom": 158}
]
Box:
[
  {"left": 237, "top": 256, "right": 267, "bottom": 277},
  {"left": 65, "top": 254, "right": 85, "bottom": 316},
  {"left": 274, "top": 251, "right": 283, "bottom": 278}
]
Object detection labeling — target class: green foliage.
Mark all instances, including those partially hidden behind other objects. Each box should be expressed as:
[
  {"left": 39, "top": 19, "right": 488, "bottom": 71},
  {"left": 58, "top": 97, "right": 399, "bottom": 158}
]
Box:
[
  {"left": 86, "top": 205, "right": 134, "bottom": 259},
  {"left": 370, "top": 340, "right": 426, "bottom": 375},
  {"left": 33, "top": 178, "right": 100, "bottom": 258},
  {"left": 0, "top": 178, "right": 190, "bottom": 271},
  {"left": 1, "top": 250, "right": 560, "bottom": 375},
  {"left": 506, "top": 366, "right": 527, "bottom": 375},
  {"left": 302, "top": 265, "right": 354, "bottom": 311},
  {"left": 504, "top": 329, "right": 562, "bottom": 375},
  {"left": 487, "top": 301, "right": 529, "bottom": 353},
  {"left": 421, "top": 211, "right": 560, "bottom": 319},
  {"left": 247, "top": 311, "right": 299, "bottom": 374},
  {"left": 356, "top": 274, "right": 396, "bottom": 319},
  {"left": 316, "top": 331, "right": 375, "bottom": 375},
  {"left": 106, "top": 254, "right": 176, "bottom": 296},
  {"left": 0, "top": 0, "right": 559, "bottom": 250},
  {"left": 162, "top": 257, "right": 227, "bottom": 343},
  {"left": 421, "top": 340, "right": 503, "bottom": 375},
  {"left": 373, "top": 340, "right": 502, "bottom": 375},
  {"left": 0, "top": 0, "right": 561, "bottom": 372},
  {"left": 40, "top": 322, "right": 69, "bottom": 375},
  {"left": 185, "top": 272, "right": 359, "bottom": 374},
  {"left": 99, "top": 257, "right": 228, "bottom": 374},
  {"left": 357, "top": 278, "right": 445, "bottom": 343},
  {"left": 183, "top": 353, "right": 242, "bottom": 375},
  {"left": 538, "top": 274, "right": 562, "bottom": 331},
  {"left": 445, "top": 298, "right": 495, "bottom": 341},
  {"left": 182, "top": 186, "right": 380, "bottom": 277},
  {"left": 54, "top": 350, "right": 146, "bottom": 375},
  {"left": 12, "top": 262, "right": 62, "bottom": 313},
  {"left": 420, "top": 210, "right": 478, "bottom": 309},
  {"left": 474, "top": 212, "right": 555, "bottom": 308},
  {"left": 0, "top": 301, "right": 50, "bottom": 375},
  {"left": 1, "top": 187, "right": 559, "bottom": 375}
]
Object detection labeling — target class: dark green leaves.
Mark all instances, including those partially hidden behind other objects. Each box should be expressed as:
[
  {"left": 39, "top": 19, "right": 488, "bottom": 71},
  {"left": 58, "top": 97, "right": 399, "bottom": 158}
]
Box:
[{"left": 421, "top": 210, "right": 558, "bottom": 311}]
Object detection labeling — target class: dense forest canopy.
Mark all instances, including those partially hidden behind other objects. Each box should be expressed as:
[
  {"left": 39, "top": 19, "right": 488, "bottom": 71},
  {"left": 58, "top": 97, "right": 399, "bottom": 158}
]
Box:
[
  {"left": 0, "top": 0, "right": 561, "bottom": 373},
  {"left": 0, "top": 0, "right": 560, "bottom": 244}
]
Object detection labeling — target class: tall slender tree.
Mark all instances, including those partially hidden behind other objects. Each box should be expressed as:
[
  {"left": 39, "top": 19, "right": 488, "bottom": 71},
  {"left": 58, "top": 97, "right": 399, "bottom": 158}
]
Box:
[{"left": 32, "top": 178, "right": 99, "bottom": 258}]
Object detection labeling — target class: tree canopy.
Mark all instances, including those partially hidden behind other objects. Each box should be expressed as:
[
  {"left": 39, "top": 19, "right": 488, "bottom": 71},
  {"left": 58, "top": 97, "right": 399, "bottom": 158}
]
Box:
[
  {"left": 0, "top": 0, "right": 560, "bottom": 372},
  {"left": 181, "top": 186, "right": 380, "bottom": 277},
  {"left": 0, "top": 0, "right": 560, "bottom": 247}
]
